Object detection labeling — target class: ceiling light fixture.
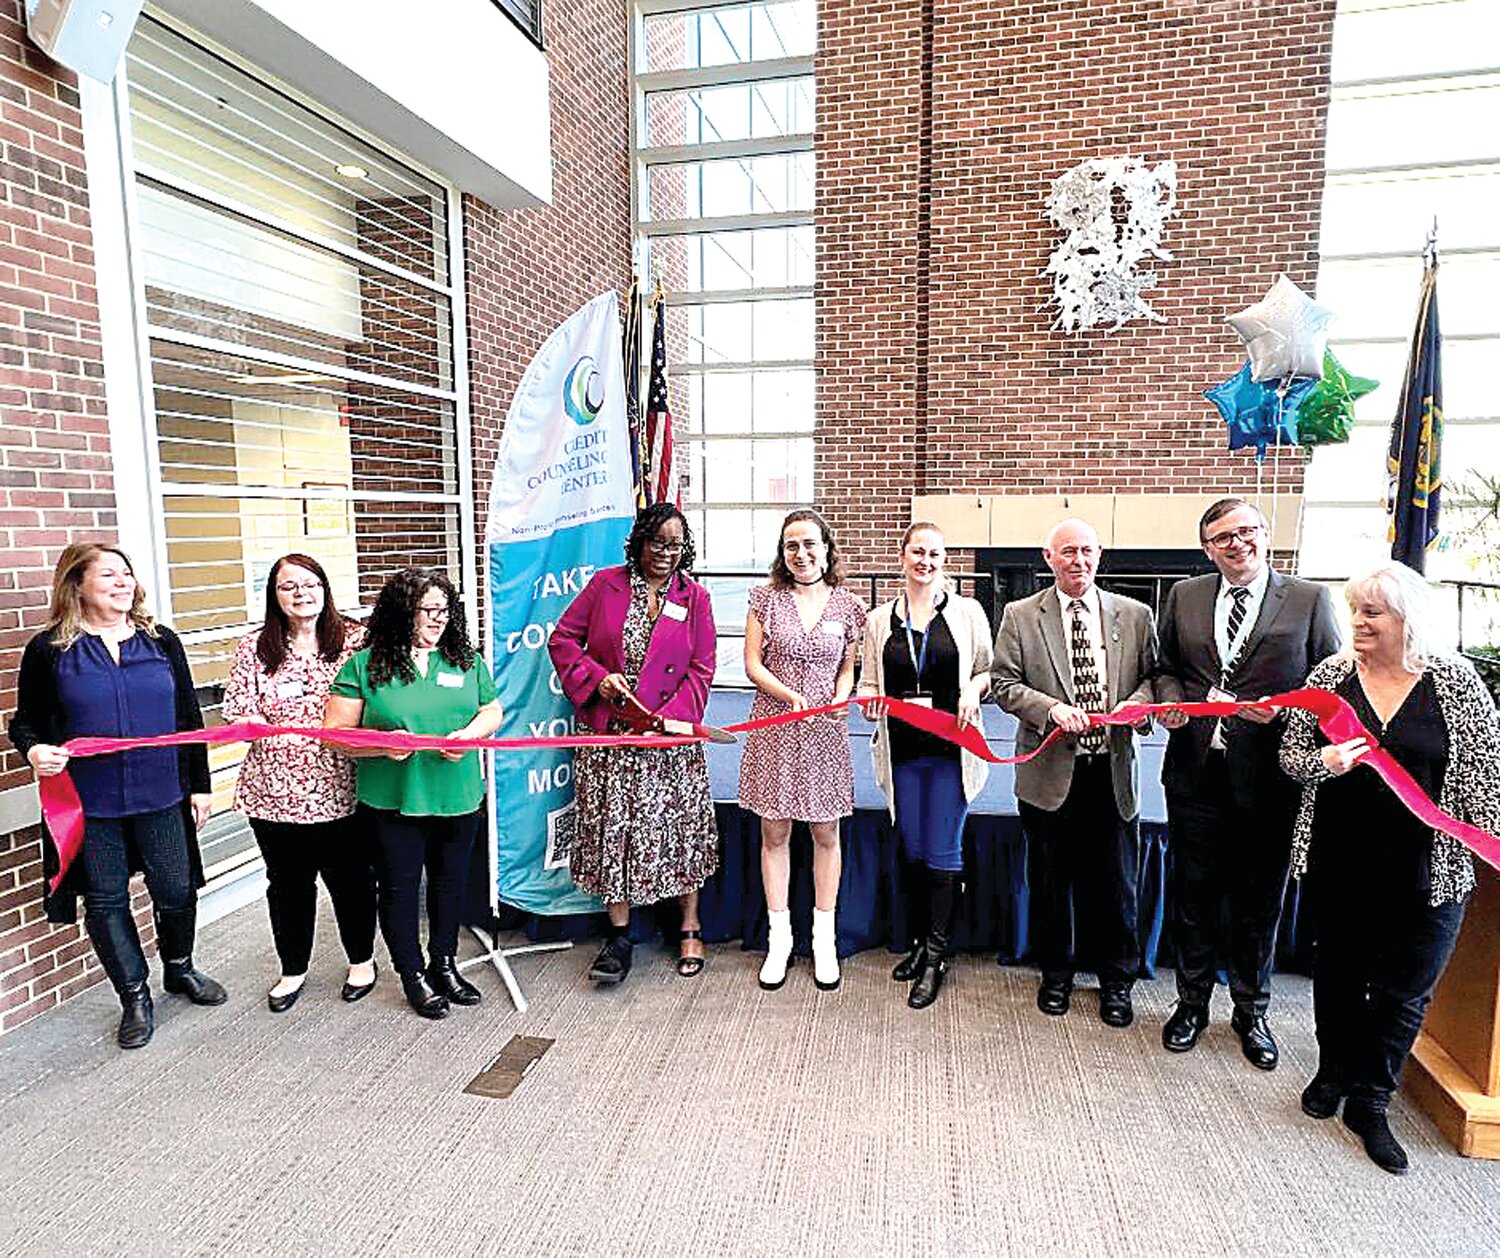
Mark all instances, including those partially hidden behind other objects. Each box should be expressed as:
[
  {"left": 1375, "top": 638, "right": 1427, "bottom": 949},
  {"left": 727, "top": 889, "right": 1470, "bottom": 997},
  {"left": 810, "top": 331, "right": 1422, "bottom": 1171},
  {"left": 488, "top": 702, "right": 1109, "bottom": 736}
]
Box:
[{"left": 335, "top": 163, "right": 369, "bottom": 180}]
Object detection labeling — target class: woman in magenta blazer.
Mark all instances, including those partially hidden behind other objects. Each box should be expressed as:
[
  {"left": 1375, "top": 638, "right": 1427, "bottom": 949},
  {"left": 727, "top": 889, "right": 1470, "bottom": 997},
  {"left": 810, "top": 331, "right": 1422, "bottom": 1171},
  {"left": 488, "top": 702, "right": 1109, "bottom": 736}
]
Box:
[{"left": 549, "top": 504, "right": 719, "bottom": 985}]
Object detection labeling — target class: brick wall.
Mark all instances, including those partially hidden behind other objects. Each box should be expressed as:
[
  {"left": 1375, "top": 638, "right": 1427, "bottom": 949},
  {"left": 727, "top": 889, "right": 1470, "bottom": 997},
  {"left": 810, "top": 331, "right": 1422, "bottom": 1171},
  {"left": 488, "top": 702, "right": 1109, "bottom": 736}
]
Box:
[
  {"left": 0, "top": 0, "right": 128, "bottom": 1030},
  {"left": 465, "top": 0, "right": 634, "bottom": 609},
  {"left": 818, "top": 0, "right": 1338, "bottom": 569}
]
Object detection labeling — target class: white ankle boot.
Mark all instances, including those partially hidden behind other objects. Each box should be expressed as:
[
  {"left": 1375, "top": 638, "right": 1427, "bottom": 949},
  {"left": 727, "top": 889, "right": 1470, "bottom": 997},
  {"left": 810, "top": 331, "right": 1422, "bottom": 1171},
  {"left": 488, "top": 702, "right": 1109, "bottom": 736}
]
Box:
[
  {"left": 812, "top": 907, "right": 840, "bottom": 991},
  {"left": 759, "top": 909, "right": 794, "bottom": 991}
]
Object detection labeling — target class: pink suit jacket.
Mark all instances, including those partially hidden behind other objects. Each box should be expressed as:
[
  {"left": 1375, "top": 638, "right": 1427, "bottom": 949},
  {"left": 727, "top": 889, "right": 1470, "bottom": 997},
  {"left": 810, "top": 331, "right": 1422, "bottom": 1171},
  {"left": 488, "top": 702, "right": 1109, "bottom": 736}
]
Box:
[{"left": 548, "top": 565, "right": 717, "bottom": 732}]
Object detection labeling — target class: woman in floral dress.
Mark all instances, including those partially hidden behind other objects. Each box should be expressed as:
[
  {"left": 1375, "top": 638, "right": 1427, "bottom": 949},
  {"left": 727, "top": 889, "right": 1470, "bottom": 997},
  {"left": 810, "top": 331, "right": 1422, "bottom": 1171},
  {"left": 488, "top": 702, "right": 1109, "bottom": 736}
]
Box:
[
  {"left": 740, "top": 510, "right": 867, "bottom": 992},
  {"left": 549, "top": 504, "right": 719, "bottom": 985}
]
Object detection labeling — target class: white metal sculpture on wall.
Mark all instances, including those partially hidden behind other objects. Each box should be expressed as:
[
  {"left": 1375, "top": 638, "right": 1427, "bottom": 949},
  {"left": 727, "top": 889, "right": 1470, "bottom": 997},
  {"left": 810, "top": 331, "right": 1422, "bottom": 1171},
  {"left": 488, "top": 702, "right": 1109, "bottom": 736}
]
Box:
[{"left": 1043, "top": 156, "right": 1177, "bottom": 333}]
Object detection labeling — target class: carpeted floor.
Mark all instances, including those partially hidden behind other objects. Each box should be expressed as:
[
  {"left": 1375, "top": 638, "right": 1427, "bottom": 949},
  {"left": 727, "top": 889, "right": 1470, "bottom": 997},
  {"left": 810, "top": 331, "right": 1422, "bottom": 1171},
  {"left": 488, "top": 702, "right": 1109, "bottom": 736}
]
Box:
[{"left": 1, "top": 904, "right": 1498, "bottom": 1258}]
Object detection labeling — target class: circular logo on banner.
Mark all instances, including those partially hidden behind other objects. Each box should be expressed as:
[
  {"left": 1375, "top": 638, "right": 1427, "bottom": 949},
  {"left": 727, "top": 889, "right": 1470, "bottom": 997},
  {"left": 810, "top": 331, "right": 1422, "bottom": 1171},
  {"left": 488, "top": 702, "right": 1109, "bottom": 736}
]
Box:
[{"left": 562, "top": 356, "right": 604, "bottom": 426}]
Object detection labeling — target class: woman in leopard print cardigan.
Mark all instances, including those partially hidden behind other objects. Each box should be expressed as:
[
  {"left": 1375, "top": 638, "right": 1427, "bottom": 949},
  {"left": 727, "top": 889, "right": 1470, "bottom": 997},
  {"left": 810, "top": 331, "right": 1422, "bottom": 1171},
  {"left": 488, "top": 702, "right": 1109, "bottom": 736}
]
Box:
[{"left": 1279, "top": 562, "right": 1500, "bottom": 1176}]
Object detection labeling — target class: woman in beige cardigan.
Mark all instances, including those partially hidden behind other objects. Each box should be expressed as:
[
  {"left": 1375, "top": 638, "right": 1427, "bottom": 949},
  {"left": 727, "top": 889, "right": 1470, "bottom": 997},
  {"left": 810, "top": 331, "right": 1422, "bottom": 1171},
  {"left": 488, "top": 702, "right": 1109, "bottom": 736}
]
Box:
[{"left": 859, "top": 522, "right": 992, "bottom": 1008}]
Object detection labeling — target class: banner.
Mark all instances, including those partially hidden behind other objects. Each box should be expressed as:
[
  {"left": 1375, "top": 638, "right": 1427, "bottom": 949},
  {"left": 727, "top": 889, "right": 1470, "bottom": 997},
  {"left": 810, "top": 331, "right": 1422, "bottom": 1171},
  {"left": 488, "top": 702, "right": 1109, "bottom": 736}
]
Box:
[{"left": 484, "top": 292, "right": 636, "bottom": 915}]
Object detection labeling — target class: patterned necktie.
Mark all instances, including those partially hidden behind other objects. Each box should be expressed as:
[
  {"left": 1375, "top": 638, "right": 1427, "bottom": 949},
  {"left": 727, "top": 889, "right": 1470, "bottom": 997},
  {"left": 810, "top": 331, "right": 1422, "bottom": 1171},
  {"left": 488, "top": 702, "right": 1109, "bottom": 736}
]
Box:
[
  {"left": 1069, "top": 599, "right": 1107, "bottom": 753},
  {"left": 1223, "top": 586, "right": 1252, "bottom": 677}
]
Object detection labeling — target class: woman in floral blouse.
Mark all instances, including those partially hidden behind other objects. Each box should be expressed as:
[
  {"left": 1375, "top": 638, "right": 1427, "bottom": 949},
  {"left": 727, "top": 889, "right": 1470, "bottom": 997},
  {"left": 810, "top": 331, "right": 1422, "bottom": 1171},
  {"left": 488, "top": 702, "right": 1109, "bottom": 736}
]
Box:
[{"left": 222, "top": 553, "right": 376, "bottom": 1013}]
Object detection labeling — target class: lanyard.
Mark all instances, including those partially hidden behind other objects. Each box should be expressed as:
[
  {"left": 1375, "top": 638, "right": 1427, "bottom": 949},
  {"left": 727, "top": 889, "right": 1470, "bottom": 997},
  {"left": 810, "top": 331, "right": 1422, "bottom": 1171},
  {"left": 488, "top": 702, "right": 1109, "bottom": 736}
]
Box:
[{"left": 901, "top": 595, "right": 934, "bottom": 685}]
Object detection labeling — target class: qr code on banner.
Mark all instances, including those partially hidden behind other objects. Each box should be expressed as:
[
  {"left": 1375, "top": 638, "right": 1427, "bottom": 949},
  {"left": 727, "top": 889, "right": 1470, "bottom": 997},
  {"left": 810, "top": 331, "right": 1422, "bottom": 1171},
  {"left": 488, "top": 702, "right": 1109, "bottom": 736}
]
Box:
[{"left": 544, "top": 803, "right": 576, "bottom": 871}]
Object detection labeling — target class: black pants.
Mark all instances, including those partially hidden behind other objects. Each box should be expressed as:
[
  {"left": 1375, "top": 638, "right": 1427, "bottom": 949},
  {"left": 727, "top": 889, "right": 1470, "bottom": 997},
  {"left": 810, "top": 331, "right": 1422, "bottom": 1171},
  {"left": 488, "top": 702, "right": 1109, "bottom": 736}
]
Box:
[
  {"left": 248, "top": 815, "right": 377, "bottom": 976},
  {"left": 367, "top": 805, "right": 482, "bottom": 978},
  {"left": 1167, "top": 753, "right": 1294, "bottom": 1015},
  {"left": 80, "top": 805, "right": 196, "bottom": 993},
  {"left": 1311, "top": 869, "right": 1466, "bottom": 1107},
  {"left": 1019, "top": 756, "right": 1141, "bottom": 987}
]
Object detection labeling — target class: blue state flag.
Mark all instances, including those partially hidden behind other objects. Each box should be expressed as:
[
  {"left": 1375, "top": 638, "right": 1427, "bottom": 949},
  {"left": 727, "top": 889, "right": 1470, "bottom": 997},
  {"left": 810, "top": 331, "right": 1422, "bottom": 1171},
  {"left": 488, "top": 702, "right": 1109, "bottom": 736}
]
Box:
[
  {"left": 484, "top": 292, "right": 635, "bottom": 915},
  {"left": 1386, "top": 258, "right": 1443, "bottom": 572}
]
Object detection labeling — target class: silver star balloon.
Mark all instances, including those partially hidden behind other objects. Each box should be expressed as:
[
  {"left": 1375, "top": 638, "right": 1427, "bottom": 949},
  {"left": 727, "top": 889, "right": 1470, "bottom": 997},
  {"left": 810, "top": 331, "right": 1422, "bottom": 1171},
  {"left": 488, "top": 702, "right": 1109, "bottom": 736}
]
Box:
[{"left": 1226, "top": 274, "right": 1334, "bottom": 382}]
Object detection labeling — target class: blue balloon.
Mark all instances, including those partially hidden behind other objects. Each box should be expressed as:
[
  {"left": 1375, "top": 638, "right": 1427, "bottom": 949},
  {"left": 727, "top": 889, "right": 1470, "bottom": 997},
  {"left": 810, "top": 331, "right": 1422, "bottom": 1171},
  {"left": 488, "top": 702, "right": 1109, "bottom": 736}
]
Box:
[{"left": 1203, "top": 363, "right": 1315, "bottom": 463}]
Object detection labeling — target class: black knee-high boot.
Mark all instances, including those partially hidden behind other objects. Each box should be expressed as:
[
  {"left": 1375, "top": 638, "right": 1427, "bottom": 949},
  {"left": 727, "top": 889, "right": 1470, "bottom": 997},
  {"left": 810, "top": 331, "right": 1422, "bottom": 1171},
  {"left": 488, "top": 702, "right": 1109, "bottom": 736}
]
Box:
[
  {"left": 85, "top": 907, "right": 154, "bottom": 1048},
  {"left": 156, "top": 901, "right": 228, "bottom": 1006},
  {"left": 892, "top": 858, "right": 929, "bottom": 981},
  {"left": 909, "top": 870, "right": 960, "bottom": 1010}
]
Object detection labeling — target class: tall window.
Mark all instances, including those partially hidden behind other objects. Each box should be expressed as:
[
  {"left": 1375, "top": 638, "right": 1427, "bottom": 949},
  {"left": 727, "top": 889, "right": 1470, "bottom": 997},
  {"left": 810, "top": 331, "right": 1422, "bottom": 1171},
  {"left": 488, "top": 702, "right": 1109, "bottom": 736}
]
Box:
[
  {"left": 633, "top": 0, "right": 816, "bottom": 679},
  {"left": 1306, "top": 0, "right": 1500, "bottom": 593},
  {"left": 123, "top": 17, "right": 467, "bottom": 871}
]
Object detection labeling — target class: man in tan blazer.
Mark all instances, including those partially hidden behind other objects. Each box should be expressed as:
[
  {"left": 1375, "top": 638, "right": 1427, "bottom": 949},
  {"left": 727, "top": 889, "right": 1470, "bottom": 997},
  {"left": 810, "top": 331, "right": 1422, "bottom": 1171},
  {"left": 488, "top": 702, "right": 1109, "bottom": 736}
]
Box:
[{"left": 992, "top": 518, "right": 1159, "bottom": 1027}]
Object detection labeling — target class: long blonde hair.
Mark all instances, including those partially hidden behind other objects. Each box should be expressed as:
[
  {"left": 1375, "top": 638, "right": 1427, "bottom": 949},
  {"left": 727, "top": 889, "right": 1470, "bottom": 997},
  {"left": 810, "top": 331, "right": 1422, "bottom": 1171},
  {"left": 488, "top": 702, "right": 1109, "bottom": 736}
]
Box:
[{"left": 47, "top": 542, "right": 157, "bottom": 649}]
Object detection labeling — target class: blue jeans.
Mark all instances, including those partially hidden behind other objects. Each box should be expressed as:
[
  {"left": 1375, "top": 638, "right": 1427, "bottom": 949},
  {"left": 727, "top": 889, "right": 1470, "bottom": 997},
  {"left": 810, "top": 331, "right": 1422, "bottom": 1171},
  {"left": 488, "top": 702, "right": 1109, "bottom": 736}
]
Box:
[
  {"left": 80, "top": 804, "right": 196, "bottom": 992},
  {"left": 892, "top": 755, "right": 968, "bottom": 872}
]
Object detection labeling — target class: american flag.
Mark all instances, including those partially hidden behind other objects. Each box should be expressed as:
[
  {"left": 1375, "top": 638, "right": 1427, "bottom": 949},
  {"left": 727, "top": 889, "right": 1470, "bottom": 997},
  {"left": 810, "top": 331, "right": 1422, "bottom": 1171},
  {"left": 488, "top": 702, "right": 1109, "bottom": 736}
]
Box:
[{"left": 643, "top": 295, "right": 678, "bottom": 506}]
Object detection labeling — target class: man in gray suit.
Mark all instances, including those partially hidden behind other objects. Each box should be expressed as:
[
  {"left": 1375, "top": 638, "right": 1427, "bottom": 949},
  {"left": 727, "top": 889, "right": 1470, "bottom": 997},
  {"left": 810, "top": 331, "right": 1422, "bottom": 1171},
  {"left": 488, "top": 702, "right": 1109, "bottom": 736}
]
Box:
[
  {"left": 1156, "top": 498, "right": 1341, "bottom": 1070},
  {"left": 992, "top": 518, "right": 1158, "bottom": 1027}
]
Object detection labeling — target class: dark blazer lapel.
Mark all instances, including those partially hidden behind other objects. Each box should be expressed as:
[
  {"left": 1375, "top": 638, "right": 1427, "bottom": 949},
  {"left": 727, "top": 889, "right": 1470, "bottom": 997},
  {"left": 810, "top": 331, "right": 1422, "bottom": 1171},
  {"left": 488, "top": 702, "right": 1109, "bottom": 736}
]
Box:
[
  {"left": 1233, "top": 569, "right": 1288, "bottom": 673},
  {"left": 1196, "top": 577, "right": 1223, "bottom": 674},
  {"left": 1038, "top": 586, "right": 1074, "bottom": 703}
]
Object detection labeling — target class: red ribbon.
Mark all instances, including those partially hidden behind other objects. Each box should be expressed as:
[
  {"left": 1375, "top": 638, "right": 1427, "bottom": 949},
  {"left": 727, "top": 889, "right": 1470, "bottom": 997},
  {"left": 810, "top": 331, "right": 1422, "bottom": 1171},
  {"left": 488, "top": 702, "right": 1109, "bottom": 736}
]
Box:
[{"left": 36, "top": 691, "right": 1500, "bottom": 894}]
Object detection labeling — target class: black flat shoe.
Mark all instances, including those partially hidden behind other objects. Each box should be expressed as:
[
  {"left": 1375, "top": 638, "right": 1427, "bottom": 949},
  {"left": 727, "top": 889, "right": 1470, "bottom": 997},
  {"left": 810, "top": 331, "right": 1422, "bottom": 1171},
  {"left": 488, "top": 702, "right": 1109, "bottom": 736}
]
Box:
[
  {"left": 427, "top": 957, "right": 482, "bottom": 1006},
  {"left": 891, "top": 942, "right": 926, "bottom": 983},
  {"left": 267, "top": 981, "right": 305, "bottom": 1014},
  {"left": 1230, "top": 1008, "right": 1279, "bottom": 1071},
  {"left": 589, "top": 935, "right": 633, "bottom": 985},
  {"left": 1344, "top": 1103, "right": 1409, "bottom": 1175},
  {"left": 1301, "top": 1072, "right": 1346, "bottom": 1119},
  {"left": 117, "top": 982, "right": 153, "bottom": 1049},
  {"left": 908, "top": 959, "right": 947, "bottom": 1009},
  {"left": 1162, "top": 1002, "right": 1209, "bottom": 1053},
  {"left": 1036, "top": 980, "right": 1072, "bottom": 1017},
  {"left": 163, "top": 961, "right": 228, "bottom": 1006},
  {"left": 401, "top": 973, "right": 449, "bottom": 1019},
  {"left": 341, "top": 961, "right": 379, "bottom": 1003},
  {"left": 1099, "top": 984, "right": 1134, "bottom": 1029}
]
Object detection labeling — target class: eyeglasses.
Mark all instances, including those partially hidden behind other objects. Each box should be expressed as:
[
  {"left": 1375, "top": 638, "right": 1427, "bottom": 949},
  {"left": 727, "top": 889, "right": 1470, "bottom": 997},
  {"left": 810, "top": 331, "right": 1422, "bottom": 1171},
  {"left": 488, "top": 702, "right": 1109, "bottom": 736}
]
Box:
[
  {"left": 647, "top": 539, "right": 685, "bottom": 555},
  {"left": 1205, "top": 525, "right": 1263, "bottom": 550},
  {"left": 417, "top": 604, "right": 451, "bottom": 619},
  {"left": 276, "top": 581, "right": 322, "bottom": 595}
]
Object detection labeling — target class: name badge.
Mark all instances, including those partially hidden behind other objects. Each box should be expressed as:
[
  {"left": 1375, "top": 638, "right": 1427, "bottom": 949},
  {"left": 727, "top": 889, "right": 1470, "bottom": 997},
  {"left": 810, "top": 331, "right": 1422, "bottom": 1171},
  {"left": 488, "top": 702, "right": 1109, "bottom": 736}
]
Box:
[
  {"left": 436, "top": 672, "right": 464, "bottom": 688},
  {"left": 660, "top": 600, "right": 687, "bottom": 622},
  {"left": 275, "top": 679, "right": 305, "bottom": 700},
  {"left": 821, "top": 620, "right": 845, "bottom": 636},
  {"left": 1207, "top": 684, "right": 1237, "bottom": 704}
]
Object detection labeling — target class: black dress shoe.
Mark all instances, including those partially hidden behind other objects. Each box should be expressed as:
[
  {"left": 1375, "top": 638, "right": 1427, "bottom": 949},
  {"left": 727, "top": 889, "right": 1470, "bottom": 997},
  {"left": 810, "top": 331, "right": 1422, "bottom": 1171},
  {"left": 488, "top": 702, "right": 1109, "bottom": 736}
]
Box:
[
  {"left": 341, "top": 961, "right": 379, "bottom": 1002},
  {"left": 1162, "top": 1002, "right": 1209, "bottom": 1053},
  {"left": 427, "top": 957, "right": 482, "bottom": 1007},
  {"left": 1230, "top": 1008, "right": 1279, "bottom": 1071},
  {"left": 891, "top": 942, "right": 926, "bottom": 983},
  {"left": 908, "top": 958, "right": 947, "bottom": 1009},
  {"left": 267, "top": 981, "right": 305, "bottom": 1014},
  {"left": 117, "top": 981, "right": 154, "bottom": 1049},
  {"left": 401, "top": 973, "right": 449, "bottom": 1019},
  {"left": 1344, "top": 1101, "right": 1409, "bottom": 1174},
  {"left": 1099, "top": 984, "right": 1134, "bottom": 1028},
  {"left": 588, "top": 935, "right": 634, "bottom": 985},
  {"left": 1301, "top": 1071, "right": 1346, "bottom": 1119},
  {"left": 1036, "top": 980, "right": 1072, "bottom": 1017},
  {"left": 163, "top": 961, "right": 228, "bottom": 1006}
]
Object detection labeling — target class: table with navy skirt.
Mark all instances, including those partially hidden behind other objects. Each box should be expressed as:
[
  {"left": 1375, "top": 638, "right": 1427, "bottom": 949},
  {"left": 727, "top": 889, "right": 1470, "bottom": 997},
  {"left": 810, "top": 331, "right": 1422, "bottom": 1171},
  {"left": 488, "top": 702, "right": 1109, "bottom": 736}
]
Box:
[{"left": 467, "top": 689, "right": 1313, "bottom": 977}]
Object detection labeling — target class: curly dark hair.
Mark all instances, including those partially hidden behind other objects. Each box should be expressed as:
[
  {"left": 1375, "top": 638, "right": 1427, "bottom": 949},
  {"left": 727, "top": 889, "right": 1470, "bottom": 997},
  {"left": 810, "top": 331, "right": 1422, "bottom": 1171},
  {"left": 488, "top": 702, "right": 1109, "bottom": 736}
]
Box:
[
  {"left": 366, "top": 567, "right": 474, "bottom": 688},
  {"left": 257, "top": 553, "right": 350, "bottom": 673},
  {"left": 624, "top": 503, "right": 696, "bottom": 576},
  {"left": 769, "top": 508, "right": 843, "bottom": 588}
]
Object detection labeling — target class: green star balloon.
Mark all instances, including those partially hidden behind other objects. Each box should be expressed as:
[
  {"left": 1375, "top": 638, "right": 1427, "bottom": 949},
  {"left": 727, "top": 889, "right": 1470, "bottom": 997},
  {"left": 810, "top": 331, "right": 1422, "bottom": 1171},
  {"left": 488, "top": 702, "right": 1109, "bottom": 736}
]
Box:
[{"left": 1298, "top": 350, "right": 1379, "bottom": 448}]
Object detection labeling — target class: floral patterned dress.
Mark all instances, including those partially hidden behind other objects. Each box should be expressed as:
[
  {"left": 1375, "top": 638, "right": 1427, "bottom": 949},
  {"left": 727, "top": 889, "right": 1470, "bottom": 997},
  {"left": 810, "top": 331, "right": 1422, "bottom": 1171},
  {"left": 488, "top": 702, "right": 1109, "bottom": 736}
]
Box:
[
  {"left": 738, "top": 584, "right": 868, "bottom": 822},
  {"left": 570, "top": 575, "right": 719, "bottom": 904}
]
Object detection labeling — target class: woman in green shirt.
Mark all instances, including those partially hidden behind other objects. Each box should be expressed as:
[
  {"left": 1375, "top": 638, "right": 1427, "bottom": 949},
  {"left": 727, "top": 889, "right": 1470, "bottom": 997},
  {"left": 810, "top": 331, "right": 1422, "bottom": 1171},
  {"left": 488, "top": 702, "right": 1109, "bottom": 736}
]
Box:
[{"left": 326, "top": 569, "right": 501, "bottom": 1019}]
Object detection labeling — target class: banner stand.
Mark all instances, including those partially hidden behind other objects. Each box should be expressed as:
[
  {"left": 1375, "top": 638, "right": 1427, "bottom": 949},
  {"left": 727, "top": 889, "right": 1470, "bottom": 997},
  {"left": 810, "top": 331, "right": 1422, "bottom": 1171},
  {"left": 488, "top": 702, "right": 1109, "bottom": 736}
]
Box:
[{"left": 458, "top": 927, "right": 571, "bottom": 1015}]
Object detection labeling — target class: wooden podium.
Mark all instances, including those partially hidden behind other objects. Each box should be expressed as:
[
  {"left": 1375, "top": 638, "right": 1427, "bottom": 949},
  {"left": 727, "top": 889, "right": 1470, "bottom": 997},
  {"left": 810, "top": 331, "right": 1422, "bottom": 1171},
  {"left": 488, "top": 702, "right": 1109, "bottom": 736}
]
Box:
[{"left": 1407, "top": 860, "right": 1500, "bottom": 1157}]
